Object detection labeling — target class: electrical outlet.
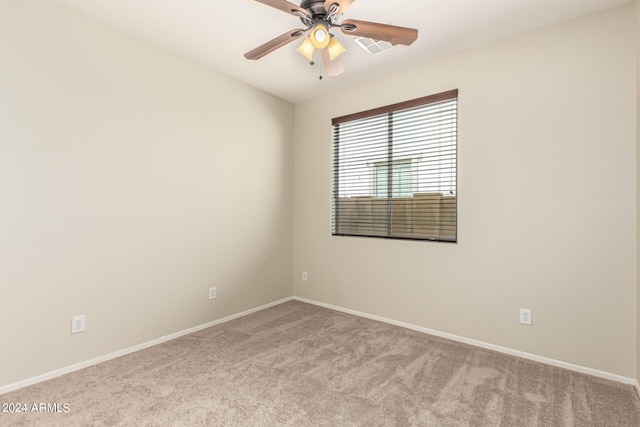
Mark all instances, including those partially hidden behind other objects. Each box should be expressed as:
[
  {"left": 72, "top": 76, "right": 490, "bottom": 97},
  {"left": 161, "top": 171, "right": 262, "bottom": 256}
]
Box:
[
  {"left": 520, "top": 308, "right": 532, "bottom": 325},
  {"left": 209, "top": 287, "right": 217, "bottom": 299},
  {"left": 71, "top": 315, "right": 86, "bottom": 334},
  {"left": 302, "top": 271, "right": 308, "bottom": 282}
]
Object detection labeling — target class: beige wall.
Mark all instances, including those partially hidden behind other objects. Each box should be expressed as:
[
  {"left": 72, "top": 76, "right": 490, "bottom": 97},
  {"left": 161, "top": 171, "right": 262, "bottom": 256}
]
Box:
[
  {"left": 0, "top": 0, "right": 293, "bottom": 387},
  {"left": 293, "top": 4, "right": 636, "bottom": 377}
]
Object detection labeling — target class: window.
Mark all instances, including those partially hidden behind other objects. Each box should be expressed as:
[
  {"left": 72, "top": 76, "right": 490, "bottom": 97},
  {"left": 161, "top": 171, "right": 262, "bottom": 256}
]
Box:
[{"left": 331, "top": 89, "right": 458, "bottom": 242}]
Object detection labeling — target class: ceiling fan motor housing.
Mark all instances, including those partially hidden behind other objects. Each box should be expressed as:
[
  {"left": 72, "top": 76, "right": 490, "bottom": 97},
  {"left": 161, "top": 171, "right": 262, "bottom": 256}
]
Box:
[{"left": 300, "top": 0, "right": 328, "bottom": 17}]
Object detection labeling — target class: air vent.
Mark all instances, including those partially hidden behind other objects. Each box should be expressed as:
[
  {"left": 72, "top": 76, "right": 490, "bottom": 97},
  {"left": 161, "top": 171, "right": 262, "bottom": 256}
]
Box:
[{"left": 354, "top": 37, "right": 393, "bottom": 55}]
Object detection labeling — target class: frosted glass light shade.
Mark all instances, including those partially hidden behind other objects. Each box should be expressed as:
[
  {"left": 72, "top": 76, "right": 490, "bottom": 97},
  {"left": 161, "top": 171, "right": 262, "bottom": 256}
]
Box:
[
  {"left": 327, "top": 37, "right": 346, "bottom": 60},
  {"left": 296, "top": 37, "right": 315, "bottom": 61},
  {"left": 310, "top": 24, "right": 330, "bottom": 49}
]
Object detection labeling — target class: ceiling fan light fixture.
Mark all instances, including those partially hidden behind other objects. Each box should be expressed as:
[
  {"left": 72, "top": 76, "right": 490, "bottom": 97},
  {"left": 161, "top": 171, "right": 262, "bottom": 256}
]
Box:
[
  {"left": 327, "top": 36, "right": 346, "bottom": 60},
  {"left": 244, "top": 0, "right": 419, "bottom": 75},
  {"left": 310, "top": 23, "right": 330, "bottom": 49},
  {"left": 296, "top": 37, "right": 315, "bottom": 61}
]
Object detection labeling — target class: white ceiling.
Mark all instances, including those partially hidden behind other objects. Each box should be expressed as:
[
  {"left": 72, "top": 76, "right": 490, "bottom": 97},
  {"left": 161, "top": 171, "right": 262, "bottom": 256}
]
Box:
[{"left": 49, "top": 0, "right": 631, "bottom": 104}]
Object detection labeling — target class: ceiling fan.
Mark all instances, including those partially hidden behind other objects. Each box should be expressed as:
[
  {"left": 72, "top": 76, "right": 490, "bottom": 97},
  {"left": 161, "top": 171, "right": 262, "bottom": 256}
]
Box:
[{"left": 244, "top": 0, "right": 418, "bottom": 77}]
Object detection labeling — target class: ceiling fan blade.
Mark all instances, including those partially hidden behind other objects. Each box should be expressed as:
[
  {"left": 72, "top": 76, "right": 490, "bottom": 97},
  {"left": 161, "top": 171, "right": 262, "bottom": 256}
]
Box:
[
  {"left": 320, "top": 48, "right": 344, "bottom": 78},
  {"left": 244, "top": 29, "right": 307, "bottom": 60},
  {"left": 340, "top": 19, "right": 418, "bottom": 46},
  {"left": 323, "top": 0, "right": 355, "bottom": 15},
  {"left": 253, "top": 0, "right": 310, "bottom": 17}
]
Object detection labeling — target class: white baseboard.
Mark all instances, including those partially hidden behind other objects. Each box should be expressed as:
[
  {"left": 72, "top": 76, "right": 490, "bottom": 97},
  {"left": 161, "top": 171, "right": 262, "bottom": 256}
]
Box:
[
  {"left": 293, "top": 296, "right": 637, "bottom": 387},
  {"left": 0, "top": 297, "right": 293, "bottom": 396}
]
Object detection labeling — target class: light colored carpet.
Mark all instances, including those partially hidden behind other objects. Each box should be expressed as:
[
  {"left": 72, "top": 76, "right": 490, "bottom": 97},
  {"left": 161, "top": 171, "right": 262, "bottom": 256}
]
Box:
[{"left": 2, "top": 300, "right": 639, "bottom": 426}]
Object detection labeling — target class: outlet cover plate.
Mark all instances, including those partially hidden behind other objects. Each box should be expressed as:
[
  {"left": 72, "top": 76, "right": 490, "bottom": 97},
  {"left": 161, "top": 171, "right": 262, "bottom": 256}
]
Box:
[
  {"left": 520, "top": 308, "right": 532, "bottom": 325},
  {"left": 71, "top": 315, "right": 86, "bottom": 333},
  {"left": 209, "top": 287, "right": 217, "bottom": 299}
]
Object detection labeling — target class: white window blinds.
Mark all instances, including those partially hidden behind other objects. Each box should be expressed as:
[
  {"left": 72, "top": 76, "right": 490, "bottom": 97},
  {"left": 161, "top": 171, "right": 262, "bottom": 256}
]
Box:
[{"left": 331, "top": 89, "right": 458, "bottom": 242}]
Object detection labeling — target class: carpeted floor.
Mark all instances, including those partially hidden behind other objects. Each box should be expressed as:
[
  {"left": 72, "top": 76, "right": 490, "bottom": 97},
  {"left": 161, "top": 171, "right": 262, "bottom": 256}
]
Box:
[{"left": 2, "top": 300, "right": 640, "bottom": 426}]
